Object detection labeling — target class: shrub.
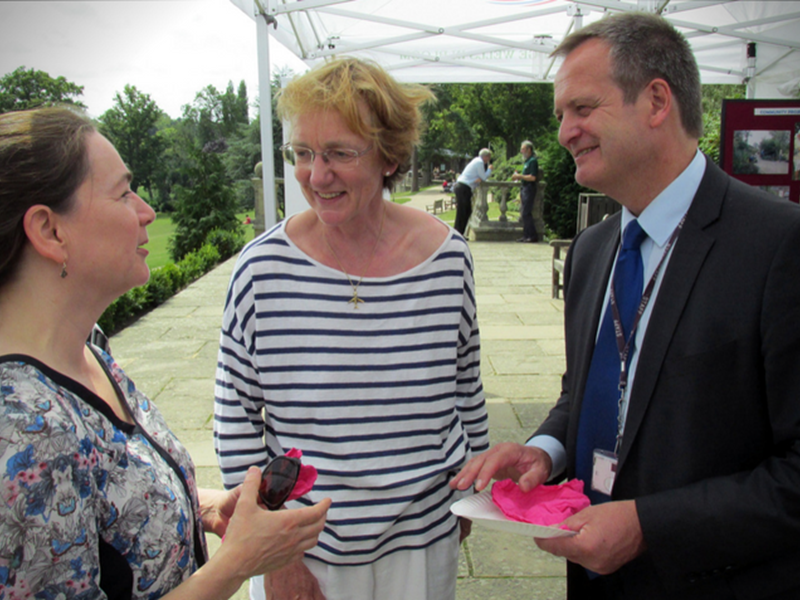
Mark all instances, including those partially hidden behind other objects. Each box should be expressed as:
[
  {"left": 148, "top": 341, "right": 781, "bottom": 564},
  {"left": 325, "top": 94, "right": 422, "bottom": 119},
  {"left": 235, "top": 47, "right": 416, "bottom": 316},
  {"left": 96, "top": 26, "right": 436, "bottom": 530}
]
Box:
[
  {"left": 539, "top": 135, "right": 591, "bottom": 240},
  {"left": 206, "top": 228, "right": 245, "bottom": 261},
  {"left": 146, "top": 263, "right": 185, "bottom": 305},
  {"left": 169, "top": 143, "right": 241, "bottom": 262},
  {"left": 99, "top": 243, "right": 222, "bottom": 336},
  {"left": 178, "top": 244, "right": 220, "bottom": 282}
]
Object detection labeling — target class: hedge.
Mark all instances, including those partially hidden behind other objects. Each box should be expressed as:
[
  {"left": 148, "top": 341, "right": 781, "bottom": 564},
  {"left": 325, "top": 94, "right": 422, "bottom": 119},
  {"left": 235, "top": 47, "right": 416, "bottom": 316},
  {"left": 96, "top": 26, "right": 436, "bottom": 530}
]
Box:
[{"left": 98, "top": 242, "right": 227, "bottom": 336}]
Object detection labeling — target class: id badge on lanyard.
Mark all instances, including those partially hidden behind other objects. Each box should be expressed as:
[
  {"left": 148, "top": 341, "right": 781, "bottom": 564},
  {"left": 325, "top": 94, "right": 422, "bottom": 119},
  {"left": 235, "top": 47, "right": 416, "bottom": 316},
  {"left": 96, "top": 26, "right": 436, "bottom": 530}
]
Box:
[{"left": 592, "top": 449, "right": 619, "bottom": 496}]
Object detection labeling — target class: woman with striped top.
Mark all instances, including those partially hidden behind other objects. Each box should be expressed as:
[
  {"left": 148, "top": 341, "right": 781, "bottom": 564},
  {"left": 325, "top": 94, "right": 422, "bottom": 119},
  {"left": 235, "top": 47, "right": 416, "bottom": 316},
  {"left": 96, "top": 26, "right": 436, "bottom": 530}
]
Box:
[{"left": 214, "top": 57, "right": 489, "bottom": 600}]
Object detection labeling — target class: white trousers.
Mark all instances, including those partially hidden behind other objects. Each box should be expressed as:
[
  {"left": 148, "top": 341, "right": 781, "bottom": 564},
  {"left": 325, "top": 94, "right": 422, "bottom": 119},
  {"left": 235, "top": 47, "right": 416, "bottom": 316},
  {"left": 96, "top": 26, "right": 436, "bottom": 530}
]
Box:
[{"left": 250, "top": 529, "right": 460, "bottom": 600}]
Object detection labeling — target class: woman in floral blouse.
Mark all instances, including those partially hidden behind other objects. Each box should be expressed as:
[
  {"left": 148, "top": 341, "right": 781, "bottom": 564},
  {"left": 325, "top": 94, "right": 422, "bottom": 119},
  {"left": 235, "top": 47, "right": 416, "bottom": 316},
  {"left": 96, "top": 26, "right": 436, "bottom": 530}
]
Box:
[{"left": 0, "top": 107, "right": 331, "bottom": 599}]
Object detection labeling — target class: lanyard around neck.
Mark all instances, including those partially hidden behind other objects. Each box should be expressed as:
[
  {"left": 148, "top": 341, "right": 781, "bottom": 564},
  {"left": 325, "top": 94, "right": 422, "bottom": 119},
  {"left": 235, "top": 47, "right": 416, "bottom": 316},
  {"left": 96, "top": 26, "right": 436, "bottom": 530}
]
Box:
[{"left": 608, "top": 215, "right": 686, "bottom": 453}]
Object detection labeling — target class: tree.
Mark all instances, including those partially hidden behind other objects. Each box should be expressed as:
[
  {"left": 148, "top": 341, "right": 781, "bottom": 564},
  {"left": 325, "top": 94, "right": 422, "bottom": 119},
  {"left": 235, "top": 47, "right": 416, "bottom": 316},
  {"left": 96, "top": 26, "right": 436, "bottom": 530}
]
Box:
[
  {"left": 237, "top": 80, "right": 250, "bottom": 123},
  {"left": 0, "top": 66, "right": 85, "bottom": 113},
  {"left": 100, "top": 85, "right": 166, "bottom": 202},
  {"left": 169, "top": 141, "right": 242, "bottom": 261},
  {"left": 443, "top": 83, "right": 555, "bottom": 157},
  {"left": 223, "top": 116, "right": 262, "bottom": 210},
  {"left": 539, "top": 133, "right": 592, "bottom": 239},
  {"left": 698, "top": 84, "right": 745, "bottom": 164},
  {"left": 182, "top": 80, "right": 250, "bottom": 145},
  {"left": 419, "top": 82, "right": 555, "bottom": 184}
]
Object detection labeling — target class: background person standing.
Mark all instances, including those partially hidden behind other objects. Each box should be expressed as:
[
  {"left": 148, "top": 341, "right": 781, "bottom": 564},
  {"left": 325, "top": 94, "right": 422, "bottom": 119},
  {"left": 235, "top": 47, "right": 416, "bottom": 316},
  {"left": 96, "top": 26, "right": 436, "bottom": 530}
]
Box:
[
  {"left": 454, "top": 148, "right": 492, "bottom": 235},
  {"left": 511, "top": 140, "right": 538, "bottom": 242}
]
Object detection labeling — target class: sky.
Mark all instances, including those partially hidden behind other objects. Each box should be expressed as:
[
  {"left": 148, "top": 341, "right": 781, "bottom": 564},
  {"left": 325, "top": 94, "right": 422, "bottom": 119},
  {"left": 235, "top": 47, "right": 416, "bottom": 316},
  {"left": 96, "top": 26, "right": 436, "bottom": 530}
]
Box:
[{"left": 0, "top": 0, "right": 308, "bottom": 119}]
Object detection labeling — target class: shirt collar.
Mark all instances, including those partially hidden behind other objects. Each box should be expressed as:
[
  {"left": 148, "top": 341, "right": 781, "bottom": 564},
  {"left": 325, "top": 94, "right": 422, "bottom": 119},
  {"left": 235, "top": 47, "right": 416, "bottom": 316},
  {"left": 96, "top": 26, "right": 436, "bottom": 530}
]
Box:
[{"left": 620, "top": 149, "right": 705, "bottom": 247}]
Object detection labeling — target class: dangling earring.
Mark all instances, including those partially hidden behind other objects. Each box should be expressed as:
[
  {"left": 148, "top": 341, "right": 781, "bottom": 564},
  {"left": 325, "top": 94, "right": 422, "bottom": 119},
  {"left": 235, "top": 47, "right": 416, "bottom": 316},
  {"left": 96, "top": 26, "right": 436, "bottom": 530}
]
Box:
[{"left": 60, "top": 261, "right": 68, "bottom": 279}]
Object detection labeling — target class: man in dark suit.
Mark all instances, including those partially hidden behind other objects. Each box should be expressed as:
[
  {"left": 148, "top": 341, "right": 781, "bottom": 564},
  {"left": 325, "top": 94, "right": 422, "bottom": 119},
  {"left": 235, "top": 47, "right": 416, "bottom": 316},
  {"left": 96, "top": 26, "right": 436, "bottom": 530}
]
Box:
[{"left": 451, "top": 11, "right": 800, "bottom": 600}]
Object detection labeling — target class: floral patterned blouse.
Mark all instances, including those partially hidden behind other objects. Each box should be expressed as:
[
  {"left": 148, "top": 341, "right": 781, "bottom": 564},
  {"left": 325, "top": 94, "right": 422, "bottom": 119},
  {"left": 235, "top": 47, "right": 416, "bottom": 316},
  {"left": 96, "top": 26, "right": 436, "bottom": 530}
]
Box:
[{"left": 0, "top": 348, "right": 207, "bottom": 599}]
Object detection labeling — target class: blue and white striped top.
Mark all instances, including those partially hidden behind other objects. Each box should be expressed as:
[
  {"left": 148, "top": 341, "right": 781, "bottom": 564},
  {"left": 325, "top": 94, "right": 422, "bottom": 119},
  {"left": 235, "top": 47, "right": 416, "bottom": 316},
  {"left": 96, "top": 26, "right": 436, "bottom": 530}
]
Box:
[{"left": 214, "top": 219, "right": 489, "bottom": 565}]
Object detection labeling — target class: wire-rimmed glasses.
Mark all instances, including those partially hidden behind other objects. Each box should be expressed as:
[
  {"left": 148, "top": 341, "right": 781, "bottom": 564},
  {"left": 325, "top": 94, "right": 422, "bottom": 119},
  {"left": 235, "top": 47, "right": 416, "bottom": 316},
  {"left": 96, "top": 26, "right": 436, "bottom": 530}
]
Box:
[
  {"left": 258, "top": 455, "right": 301, "bottom": 510},
  {"left": 281, "top": 143, "right": 373, "bottom": 169}
]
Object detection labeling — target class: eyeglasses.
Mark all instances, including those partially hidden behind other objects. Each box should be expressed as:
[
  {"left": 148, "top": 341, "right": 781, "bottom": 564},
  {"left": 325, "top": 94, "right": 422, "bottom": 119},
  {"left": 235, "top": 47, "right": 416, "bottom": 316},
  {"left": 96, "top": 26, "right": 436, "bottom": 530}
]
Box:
[
  {"left": 281, "top": 143, "right": 372, "bottom": 169},
  {"left": 259, "top": 455, "right": 301, "bottom": 510}
]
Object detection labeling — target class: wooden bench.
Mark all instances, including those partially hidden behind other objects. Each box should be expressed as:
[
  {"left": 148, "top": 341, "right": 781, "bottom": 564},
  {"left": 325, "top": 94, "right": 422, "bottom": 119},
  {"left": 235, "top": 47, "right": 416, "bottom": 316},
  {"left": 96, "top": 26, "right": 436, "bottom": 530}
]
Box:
[
  {"left": 426, "top": 198, "right": 444, "bottom": 214},
  {"left": 550, "top": 239, "right": 571, "bottom": 299}
]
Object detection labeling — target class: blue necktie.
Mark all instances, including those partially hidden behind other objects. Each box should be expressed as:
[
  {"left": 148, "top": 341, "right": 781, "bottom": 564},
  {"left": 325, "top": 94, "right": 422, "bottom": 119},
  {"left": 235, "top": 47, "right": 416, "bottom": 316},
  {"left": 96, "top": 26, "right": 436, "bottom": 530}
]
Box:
[{"left": 575, "top": 219, "right": 647, "bottom": 505}]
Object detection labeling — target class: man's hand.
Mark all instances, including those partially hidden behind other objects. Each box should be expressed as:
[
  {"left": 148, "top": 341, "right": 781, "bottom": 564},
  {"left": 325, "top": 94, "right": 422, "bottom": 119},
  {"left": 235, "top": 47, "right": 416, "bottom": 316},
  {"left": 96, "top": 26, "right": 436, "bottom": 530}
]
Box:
[
  {"left": 535, "top": 500, "right": 647, "bottom": 575},
  {"left": 449, "top": 442, "right": 552, "bottom": 493}
]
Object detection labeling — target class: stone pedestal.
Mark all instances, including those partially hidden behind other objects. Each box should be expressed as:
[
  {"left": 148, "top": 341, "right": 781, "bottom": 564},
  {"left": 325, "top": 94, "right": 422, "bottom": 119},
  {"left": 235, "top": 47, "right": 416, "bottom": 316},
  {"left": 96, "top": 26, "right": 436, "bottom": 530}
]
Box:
[{"left": 468, "top": 181, "right": 545, "bottom": 242}]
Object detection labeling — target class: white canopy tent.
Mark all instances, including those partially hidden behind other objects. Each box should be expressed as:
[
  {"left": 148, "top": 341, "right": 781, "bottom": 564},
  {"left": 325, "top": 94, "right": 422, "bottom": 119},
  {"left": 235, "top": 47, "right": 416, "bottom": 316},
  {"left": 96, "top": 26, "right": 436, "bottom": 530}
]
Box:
[{"left": 230, "top": 0, "right": 800, "bottom": 226}]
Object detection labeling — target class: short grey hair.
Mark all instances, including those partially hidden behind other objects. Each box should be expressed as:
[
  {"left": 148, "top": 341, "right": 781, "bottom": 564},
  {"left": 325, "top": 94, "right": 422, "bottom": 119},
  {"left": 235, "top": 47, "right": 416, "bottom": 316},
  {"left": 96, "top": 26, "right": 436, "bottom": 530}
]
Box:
[
  {"left": 479, "top": 148, "right": 492, "bottom": 158},
  {"left": 552, "top": 11, "right": 703, "bottom": 139},
  {"left": 521, "top": 140, "right": 534, "bottom": 153}
]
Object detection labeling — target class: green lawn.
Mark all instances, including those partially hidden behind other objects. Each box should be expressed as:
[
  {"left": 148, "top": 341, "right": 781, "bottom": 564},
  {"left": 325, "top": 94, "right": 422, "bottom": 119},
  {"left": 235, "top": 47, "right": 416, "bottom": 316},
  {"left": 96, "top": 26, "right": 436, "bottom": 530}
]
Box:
[
  {"left": 145, "top": 214, "right": 174, "bottom": 270},
  {"left": 146, "top": 213, "right": 256, "bottom": 270},
  {"left": 144, "top": 189, "right": 487, "bottom": 271}
]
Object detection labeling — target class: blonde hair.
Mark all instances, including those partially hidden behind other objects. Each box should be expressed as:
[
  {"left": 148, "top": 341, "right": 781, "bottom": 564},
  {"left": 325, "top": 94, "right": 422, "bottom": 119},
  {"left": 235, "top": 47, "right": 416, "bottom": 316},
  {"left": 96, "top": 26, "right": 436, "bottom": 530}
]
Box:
[{"left": 276, "top": 57, "right": 434, "bottom": 190}]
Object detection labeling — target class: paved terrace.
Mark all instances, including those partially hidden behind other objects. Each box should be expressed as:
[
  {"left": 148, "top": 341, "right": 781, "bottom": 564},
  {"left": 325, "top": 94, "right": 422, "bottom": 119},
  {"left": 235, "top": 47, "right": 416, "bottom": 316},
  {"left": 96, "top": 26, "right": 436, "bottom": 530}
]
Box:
[{"left": 111, "top": 189, "right": 568, "bottom": 599}]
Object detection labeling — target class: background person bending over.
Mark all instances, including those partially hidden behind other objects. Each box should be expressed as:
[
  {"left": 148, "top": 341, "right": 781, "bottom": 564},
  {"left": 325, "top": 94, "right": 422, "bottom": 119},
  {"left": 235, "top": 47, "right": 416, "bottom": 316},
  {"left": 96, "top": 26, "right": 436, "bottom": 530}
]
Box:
[
  {"left": 214, "top": 57, "right": 489, "bottom": 600},
  {"left": 0, "top": 107, "right": 330, "bottom": 599},
  {"left": 453, "top": 148, "right": 492, "bottom": 235},
  {"left": 451, "top": 11, "right": 800, "bottom": 600}
]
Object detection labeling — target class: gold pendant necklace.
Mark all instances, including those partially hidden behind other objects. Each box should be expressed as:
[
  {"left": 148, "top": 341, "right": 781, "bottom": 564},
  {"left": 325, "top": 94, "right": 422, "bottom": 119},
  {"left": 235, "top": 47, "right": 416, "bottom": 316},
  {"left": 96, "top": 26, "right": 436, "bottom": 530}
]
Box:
[{"left": 323, "top": 203, "right": 386, "bottom": 309}]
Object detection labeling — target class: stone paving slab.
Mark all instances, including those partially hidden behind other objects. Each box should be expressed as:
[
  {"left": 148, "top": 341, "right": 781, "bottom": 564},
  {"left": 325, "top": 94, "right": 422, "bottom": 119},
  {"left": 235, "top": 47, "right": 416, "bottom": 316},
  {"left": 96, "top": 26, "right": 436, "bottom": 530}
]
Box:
[{"left": 110, "top": 238, "right": 568, "bottom": 600}]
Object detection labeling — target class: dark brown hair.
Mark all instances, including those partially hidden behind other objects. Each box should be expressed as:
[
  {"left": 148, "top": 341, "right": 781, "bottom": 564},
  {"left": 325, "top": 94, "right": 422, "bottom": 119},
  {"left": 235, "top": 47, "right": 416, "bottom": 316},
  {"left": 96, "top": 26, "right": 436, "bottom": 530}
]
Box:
[
  {"left": 552, "top": 12, "right": 703, "bottom": 139},
  {"left": 0, "top": 106, "right": 95, "bottom": 288}
]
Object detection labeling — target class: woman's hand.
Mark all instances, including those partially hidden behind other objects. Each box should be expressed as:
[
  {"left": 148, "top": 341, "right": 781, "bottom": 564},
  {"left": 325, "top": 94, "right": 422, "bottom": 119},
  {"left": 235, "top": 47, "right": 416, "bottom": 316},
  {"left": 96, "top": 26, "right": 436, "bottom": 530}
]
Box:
[
  {"left": 199, "top": 487, "right": 241, "bottom": 538},
  {"left": 162, "top": 467, "right": 330, "bottom": 600},
  {"left": 214, "top": 467, "right": 331, "bottom": 580},
  {"left": 264, "top": 560, "right": 326, "bottom": 600}
]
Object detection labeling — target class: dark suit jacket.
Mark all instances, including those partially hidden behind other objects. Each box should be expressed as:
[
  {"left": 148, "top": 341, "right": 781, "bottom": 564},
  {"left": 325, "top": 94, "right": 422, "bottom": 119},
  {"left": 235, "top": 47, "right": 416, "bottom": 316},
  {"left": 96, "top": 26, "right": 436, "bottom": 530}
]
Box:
[{"left": 535, "top": 158, "right": 800, "bottom": 600}]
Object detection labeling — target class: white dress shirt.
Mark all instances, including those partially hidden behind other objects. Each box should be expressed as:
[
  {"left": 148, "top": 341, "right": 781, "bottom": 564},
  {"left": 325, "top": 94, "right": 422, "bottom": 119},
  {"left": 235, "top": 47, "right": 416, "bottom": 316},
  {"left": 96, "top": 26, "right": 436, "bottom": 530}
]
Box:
[{"left": 529, "top": 149, "right": 706, "bottom": 479}]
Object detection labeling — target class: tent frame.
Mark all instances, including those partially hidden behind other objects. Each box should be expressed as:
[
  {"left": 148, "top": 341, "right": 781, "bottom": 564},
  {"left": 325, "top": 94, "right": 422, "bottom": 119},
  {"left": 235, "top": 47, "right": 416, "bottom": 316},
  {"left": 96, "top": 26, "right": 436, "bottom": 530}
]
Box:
[{"left": 236, "top": 0, "right": 800, "bottom": 228}]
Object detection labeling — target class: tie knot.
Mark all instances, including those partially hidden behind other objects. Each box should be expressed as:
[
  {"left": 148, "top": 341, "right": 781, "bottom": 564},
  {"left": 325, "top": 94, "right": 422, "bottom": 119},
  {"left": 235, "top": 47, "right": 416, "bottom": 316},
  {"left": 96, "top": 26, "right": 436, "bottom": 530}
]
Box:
[{"left": 622, "top": 219, "right": 647, "bottom": 251}]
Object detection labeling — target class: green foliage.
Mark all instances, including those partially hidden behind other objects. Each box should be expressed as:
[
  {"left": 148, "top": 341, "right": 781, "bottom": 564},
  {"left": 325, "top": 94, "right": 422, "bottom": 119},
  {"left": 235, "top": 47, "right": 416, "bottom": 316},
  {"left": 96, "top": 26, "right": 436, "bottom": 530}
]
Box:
[
  {"left": 539, "top": 134, "right": 591, "bottom": 240},
  {"left": 698, "top": 84, "right": 746, "bottom": 164},
  {"left": 169, "top": 142, "right": 241, "bottom": 262},
  {"left": 100, "top": 85, "right": 165, "bottom": 199},
  {"left": 0, "top": 66, "right": 85, "bottom": 113},
  {"left": 223, "top": 117, "right": 262, "bottom": 210},
  {"left": 181, "top": 80, "right": 249, "bottom": 146},
  {"left": 176, "top": 243, "right": 221, "bottom": 282},
  {"left": 98, "top": 243, "right": 222, "bottom": 335},
  {"left": 421, "top": 83, "right": 555, "bottom": 168},
  {"left": 205, "top": 228, "right": 245, "bottom": 261}
]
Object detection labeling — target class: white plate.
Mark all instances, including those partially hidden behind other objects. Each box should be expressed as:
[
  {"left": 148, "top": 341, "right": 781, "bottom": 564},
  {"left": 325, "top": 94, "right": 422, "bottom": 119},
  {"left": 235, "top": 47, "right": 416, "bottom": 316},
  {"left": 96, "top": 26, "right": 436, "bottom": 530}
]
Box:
[{"left": 450, "top": 493, "right": 576, "bottom": 538}]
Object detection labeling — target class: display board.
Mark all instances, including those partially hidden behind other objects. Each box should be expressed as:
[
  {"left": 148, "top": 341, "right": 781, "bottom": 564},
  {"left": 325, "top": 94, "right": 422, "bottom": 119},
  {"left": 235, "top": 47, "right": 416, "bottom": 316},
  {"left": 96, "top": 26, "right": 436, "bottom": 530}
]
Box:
[{"left": 720, "top": 99, "right": 800, "bottom": 204}]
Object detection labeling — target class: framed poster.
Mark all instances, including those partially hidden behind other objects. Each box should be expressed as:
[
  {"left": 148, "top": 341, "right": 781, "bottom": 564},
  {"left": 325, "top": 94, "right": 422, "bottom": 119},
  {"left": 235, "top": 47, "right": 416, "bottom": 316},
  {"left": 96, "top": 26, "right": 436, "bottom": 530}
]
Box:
[{"left": 719, "top": 99, "right": 800, "bottom": 204}]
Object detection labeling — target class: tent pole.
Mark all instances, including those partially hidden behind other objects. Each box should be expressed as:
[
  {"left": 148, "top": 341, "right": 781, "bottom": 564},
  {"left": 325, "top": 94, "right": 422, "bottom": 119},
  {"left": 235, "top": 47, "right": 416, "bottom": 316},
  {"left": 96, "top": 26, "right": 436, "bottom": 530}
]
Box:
[
  {"left": 746, "top": 42, "right": 757, "bottom": 99},
  {"left": 256, "top": 5, "right": 278, "bottom": 229}
]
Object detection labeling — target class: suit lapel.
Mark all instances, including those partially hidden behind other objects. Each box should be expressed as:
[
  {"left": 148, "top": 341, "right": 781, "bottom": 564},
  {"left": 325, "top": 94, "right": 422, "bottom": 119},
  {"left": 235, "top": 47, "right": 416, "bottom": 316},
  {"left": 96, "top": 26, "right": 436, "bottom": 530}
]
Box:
[{"left": 617, "top": 158, "right": 728, "bottom": 468}]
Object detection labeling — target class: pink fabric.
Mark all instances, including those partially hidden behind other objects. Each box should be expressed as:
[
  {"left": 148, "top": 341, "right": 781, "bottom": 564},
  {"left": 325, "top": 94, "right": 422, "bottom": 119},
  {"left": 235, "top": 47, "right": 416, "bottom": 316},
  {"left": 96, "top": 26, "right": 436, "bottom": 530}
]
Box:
[
  {"left": 286, "top": 448, "right": 317, "bottom": 501},
  {"left": 491, "top": 479, "right": 590, "bottom": 527}
]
